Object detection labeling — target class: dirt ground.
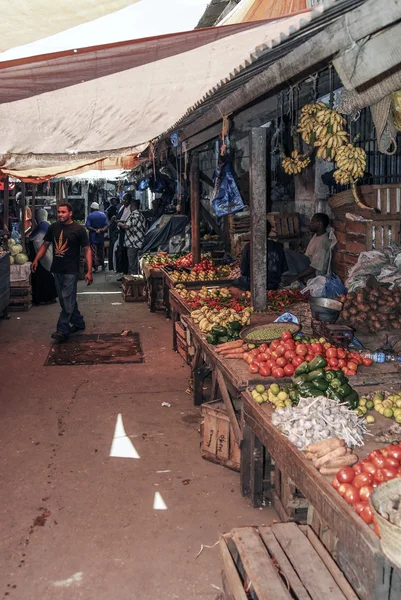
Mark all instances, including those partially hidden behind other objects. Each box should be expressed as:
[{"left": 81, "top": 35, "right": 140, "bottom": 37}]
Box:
[{"left": 0, "top": 272, "right": 276, "bottom": 600}]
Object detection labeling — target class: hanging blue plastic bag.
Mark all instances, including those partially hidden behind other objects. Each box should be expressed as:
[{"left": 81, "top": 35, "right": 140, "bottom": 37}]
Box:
[
  {"left": 212, "top": 163, "right": 244, "bottom": 217},
  {"left": 324, "top": 274, "right": 346, "bottom": 298},
  {"left": 274, "top": 312, "right": 299, "bottom": 324}
]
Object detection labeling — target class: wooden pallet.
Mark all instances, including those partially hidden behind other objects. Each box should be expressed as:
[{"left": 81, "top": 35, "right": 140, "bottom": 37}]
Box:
[
  {"left": 220, "top": 523, "right": 358, "bottom": 600},
  {"left": 200, "top": 400, "right": 240, "bottom": 472},
  {"left": 121, "top": 276, "right": 147, "bottom": 302}
]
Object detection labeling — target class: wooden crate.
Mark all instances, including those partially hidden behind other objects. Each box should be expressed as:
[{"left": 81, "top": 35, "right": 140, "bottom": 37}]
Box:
[
  {"left": 267, "top": 212, "right": 300, "bottom": 238},
  {"left": 175, "top": 319, "right": 195, "bottom": 365},
  {"left": 121, "top": 276, "right": 147, "bottom": 302},
  {"left": 219, "top": 523, "right": 358, "bottom": 600},
  {"left": 9, "top": 278, "right": 32, "bottom": 311},
  {"left": 200, "top": 400, "right": 240, "bottom": 472}
]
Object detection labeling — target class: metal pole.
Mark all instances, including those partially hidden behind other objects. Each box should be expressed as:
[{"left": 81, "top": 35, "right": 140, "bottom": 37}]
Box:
[
  {"left": 249, "top": 128, "right": 267, "bottom": 312},
  {"left": 20, "top": 182, "right": 26, "bottom": 252},
  {"left": 190, "top": 152, "right": 201, "bottom": 265},
  {"left": 3, "top": 176, "right": 9, "bottom": 234}
]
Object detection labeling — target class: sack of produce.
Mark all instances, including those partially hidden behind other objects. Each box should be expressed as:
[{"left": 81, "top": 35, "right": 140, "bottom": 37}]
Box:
[{"left": 371, "top": 478, "right": 401, "bottom": 567}]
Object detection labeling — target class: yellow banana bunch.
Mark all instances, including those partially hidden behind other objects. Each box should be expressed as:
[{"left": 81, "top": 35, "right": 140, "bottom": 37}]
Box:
[
  {"left": 335, "top": 143, "right": 366, "bottom": 179},
  {"left": 300, "top": 102, "right": 326, "bottom": 115},
  {"left": 315, "top": 107, "right": 346, "bottom": 129},
  {"left": 316, "top": 145, "right": 334, "bottom": 162},
  {"left": 315, "top": 129, "right": 348, "bottom": 150},
  {"left": 333, "top": 169, "right": 353, "bottom": 186},
  {"left": 282, "top": 150, "right": 311, "bottom": 175}
]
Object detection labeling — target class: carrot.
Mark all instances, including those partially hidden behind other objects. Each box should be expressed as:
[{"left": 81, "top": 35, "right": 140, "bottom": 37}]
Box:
[
  {"left": 323, "top": 454, "right": 358, "bottom": 469},
  {"left": 314, "top": 446, "right": 347, "bottom": 469},
  {"left": 223, "top": 353, "right": 245, "bottom": 360},
  {"left": 305, "top": 437, "right": 345, "bottom": 456},
  {"left": 215, "top": 340, "right": 243, "bottom": 352}
]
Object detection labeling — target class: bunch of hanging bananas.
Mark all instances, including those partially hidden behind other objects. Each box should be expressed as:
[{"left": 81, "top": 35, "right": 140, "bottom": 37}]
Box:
[
  {"left": 282, "top": 150, "right": 311, "bottom": 175},
  {"left": 313, "top": 107, "right": 348, "bottom": 157},
  {"left": 333, "top": 169, "right": 353, "bottom": 186},
  {"left": 335, "top": 143, "right": 366, "bottom": 179},
  {"left": 297, "top": 102, "right": 326, "bottom": 145}
]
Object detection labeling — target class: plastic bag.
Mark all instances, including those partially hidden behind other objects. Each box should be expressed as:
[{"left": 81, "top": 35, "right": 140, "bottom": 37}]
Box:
[
  {"left": 274, "top": 312, "right": 299, "bottom": 324},
  {"left": 301, "top": 275, "right": 327, "bottom": 297},
  {"left": 324, "top": 274, "right": 346, "bottom": 298},
  {"left": 212, "top": 163, "right": 244, "bottom": 217}
]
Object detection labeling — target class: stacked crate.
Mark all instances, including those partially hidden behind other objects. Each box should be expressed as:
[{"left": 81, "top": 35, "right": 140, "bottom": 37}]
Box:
[
  {"left": 9, "top": 277, "right": 32, "bottom": 311},
  {"left": 175, "top": 318, "right": 195, "bottom": 364},
  {"left": 121, "top": 276, "right": 147, "bottom": 302}
]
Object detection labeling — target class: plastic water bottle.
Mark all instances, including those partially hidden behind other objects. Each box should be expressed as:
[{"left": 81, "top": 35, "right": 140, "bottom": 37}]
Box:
[{"left": 362, "top": 352, "right": 401, "bottom": 363}]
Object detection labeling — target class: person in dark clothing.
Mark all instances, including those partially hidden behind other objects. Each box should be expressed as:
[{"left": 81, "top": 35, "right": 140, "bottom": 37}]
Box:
[
  {"left": 28, "top": 208, "right": 57, "bottom": 305},
  {"left": 237, "top": 221, "right": 288, "bottom": 291},
  {"left": 106, "top": 197, "right": 120, "bottom": 270},
  {"left": 115, "top": 194, "right": 132, "bottom": 276},
  {"left": 32, "top": 203, "right": 93, "bottom": 342},
  {"left": 85, "top": 201, "right": 108, "bottom": 271}
]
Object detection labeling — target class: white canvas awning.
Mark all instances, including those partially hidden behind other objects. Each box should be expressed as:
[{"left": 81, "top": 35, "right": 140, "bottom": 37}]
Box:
[
  {"left": 0, "top": 0, "right": 140, "bottom": 52},
  {"left": 0, "top": 12, "right": 312, "bottom": 175}
]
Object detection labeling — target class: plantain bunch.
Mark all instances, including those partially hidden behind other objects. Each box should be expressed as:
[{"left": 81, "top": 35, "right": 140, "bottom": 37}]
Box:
[
  {"left": 335, "top": 143, "right": 367, "bottom": 179},
  {"left": 297, "top": 102, "right": 326, "bottom": 145},
  {"left": 282, "top": 150, "right": 311, "bottom": 175}
]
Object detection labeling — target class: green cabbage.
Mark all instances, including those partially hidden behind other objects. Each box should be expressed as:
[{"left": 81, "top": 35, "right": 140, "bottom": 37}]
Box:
[
  {"left": 15, "top": 253, "right": 28, "bottom": 265},
  {"left": 11, "top": 244, "right": 23, "bottom": 256},
  {"left": 9, "top": 255, "right": 14, "bottom": 265}
]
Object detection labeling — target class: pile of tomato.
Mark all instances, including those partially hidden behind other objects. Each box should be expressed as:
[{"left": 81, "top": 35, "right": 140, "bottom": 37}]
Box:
[
  {"left": 243, "top": 330, "right": 373, "bottom": 379},
  {"left": 332, "top": 444, "right": 401, "bottom": 532}
]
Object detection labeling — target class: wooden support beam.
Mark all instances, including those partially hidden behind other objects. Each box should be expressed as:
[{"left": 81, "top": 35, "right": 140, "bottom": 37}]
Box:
[
  {"left": 190, "top": 152, "right": 201, "bottom": 265},
  {"left": 3, "top": 176, "right": 9, "bottom": 234},
  {"left": 249, "top": 127, "right": 267, "bottom": 312},
  {"left": 20, "top": 182, "right": 26, "bottom": 252},
  {"left": 177, "top": 0, "right": 401, "bottom": 141}
]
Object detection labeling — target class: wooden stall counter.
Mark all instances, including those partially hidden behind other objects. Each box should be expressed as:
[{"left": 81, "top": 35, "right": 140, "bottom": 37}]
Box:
[{"left": 240, "top": 391, "right": 401, "bottom": 600}]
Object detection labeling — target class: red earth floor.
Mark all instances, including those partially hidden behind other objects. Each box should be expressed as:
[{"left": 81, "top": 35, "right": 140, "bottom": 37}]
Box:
[{"left": 0, "top": 272, "right": 276, "bottom": 600}]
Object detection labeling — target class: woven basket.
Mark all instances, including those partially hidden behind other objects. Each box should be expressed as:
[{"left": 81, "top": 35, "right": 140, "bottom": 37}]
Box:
[{"left": 370, "top": 479, "right": 401, "bottom": 568}]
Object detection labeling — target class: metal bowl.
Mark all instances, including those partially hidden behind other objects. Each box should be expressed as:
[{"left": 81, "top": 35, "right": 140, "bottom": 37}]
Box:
[{"left": 309, "top": 297, "right": 343, "bottom": 323}]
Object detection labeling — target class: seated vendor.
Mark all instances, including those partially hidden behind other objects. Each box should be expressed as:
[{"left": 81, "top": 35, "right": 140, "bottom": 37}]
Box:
[
  {"left": 237, "top": 221, "right": 288, "bottom": 290},
  {"left": 286, "top": 213, "right": 332, "bottom": 284}
]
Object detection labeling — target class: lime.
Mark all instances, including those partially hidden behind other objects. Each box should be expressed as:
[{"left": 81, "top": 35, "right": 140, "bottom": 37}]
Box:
[
  {"left": 319, "top": 337, "right": 326, "bottom": 344},
  {"left": 359, "top": 398, "right": 367, "bottom": 407},
  {"left": 359, "top": 406, "right": 367, "bottom": 415},
  {"left": 276, "top": 402, "right": 286, "bottom": 409},
  {"left": 255, "top": 384, "right": 266, "bottom": 394},
  {"left": 374, "top": 402, "right": 383, "bottom": 411},
  {"left": 262, "top": 393, "right": 269, "bottom": 401},
  {"left": 285, "top": 399, "right": 292, "bottom": 407},
  {"left": 270, "top": 384, "right": 280, "bottom": 396},
  {"left": 277, "top": 391, "right": 288, "bottom": 402},
  {"left": 365, "top": 400, "right": 374, "bottom": 410},
  {"left": 377, "top": 405, "right": 385, "bottom": 415},
  {"left": 383, "top": 399, "right": 394, "bottom": 409},
  {"left": 356, "top": 408, "right": 365, "bottom": 417},
  {"left": 383, "top": 408, "right": 394, "bottom": 418},
  {"left": 366, "top": 415, "right": 375, "bottom": 424},
  {"left": 254, "top": 394, "right": 265, "bottom": 404},
  {"left": 396, "top": 414, "right": 401, "bottom": 424},
  {"left": 374, "top": 393, "right": 385, "bottom": 402},
  {"left": 396, "top": 399, "right": 401, "bottom": 409}
]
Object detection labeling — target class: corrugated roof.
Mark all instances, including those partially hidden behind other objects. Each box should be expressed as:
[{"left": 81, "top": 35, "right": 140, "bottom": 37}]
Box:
[{"left": 167, "top": 0, "right": 365, "bottom": 135}]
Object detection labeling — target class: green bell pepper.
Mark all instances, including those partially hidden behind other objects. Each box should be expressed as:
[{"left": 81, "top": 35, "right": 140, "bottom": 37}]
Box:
[
  {"left": 338, "top": 383, "right": 352, "bottom": 397},
  {"left": 217, "top": 336, "right": 229, "bottom": 344},
  {"left": 292, "top": 374, "right": 309, "bottom": 386},
  {"left": 307, "top": 368, "right": 325, "bottom": 382},
  {"left": 206, "top": 334, "right": 218, "bottom": 345},
  {"left": 335, "top": 370, "right": 346, "bottom": 383},
  {"left": 308, "top": 354, "right": 327, "bottom": 371},
  {"left": 289, "top": 390, "right": 300, "bottom": 403},
  {"left": 344, "top": 390, "right": 359, "bottom": 410},
  {"left": 329, "top": 378, "right": 342, "bottom": 390},
  {"left": 324, "top": 370, "right": 337, "bottom": 382},
  {"left": 228, "top": 321, "right": 242, "bottom": 332},
  {"left": 295, "top": 361, "right": 309, "bottom": 376},
  {"left": 211, "top": 326, "right": 228, "bottom": 337},
  {"left": 311, "top": 379, "right": 329, "bottom": 392}
]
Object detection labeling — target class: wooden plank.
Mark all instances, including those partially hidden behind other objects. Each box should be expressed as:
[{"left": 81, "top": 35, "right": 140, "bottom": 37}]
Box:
[
  {"left": 240, "top": 424, "right": 252, "bottom": 498},
  {"left": 299, "top": 526, "right": 359, "bottom": 600},
  {"left": 271, "top": 491, "right": 291, "bottom": 523},
  {"left": 271, "top": 523, "right": 347, "bottom": 600},
  {"left": 259, "top": 526, "right": 312, "bottom": 600},
  {"left": 190, "top": 152, "right": 201, "bottom": 265},
  {"left": 231, "top": 527, "right": 292, "bottom": 600},
  {"left": 250, "top": 431, "right": 264, "bottom": 508},
  {"left": 217, "top": 371, "right": 241, "bottom": 445},
  {"left": 219, "top": 535, "right": 248, "bottom": 600}
]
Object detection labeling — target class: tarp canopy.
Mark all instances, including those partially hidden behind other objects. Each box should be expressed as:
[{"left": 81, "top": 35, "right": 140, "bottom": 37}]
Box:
[
  {"left": 0, "top": 0, "right": 140, "bottom": 53},
  {"left": 219, "top": 0, "right": 307, "bottom": 25},
  {"left": 0, "top": 12, "right": 312, "bottom": 176}
]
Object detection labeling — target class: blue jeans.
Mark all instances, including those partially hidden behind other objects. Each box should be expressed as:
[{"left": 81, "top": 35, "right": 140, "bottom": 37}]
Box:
[{"left": 53, "top": 273, "right": 85, "bottom": 336}]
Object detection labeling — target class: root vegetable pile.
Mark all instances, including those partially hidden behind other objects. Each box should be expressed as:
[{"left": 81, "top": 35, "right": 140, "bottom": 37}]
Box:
[
  {"left": 271, "top": 396, "right": 367, "bottom": 450},
  {"left": 332, "top": 444, "right": 401, "bottom": 532},
  {"left": 339, "top": 284, "right": 401, "bottom": 333},
  {"left": 304, "top": 438, "right": 359, "bottom": 475}
]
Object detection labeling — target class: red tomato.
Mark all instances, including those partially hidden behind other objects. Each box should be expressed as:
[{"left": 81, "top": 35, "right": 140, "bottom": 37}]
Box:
[
  {"left": 353, "top": 472, "right": 373, "bottom": 489},
  {"left": 372, "top": 455, "right": 386, "bottom": 469},
  {"left": 360, "top": 504, "right": 374, "bottom": 525},
  {"left": 362, "top": 357, "right": 373, "bottom": 367},
  {"left": 270, "top": 340, "right": 279, "bottom": 351},
  {"left": 355, "top": 501, "right": 368, "bottom": 515},
  {"left": 247, "top": 356, "right": 255, "bottom": 365},
  {"left": 375, "top": 467, "right": 398, "bottom": 483},
  {"left": 258, "top": 353, "right": 269, "bottom": 362},
  {"left": 283, "top": 363, "right": 295, "bottom": 376},
  {"left": 276, "top": 345, "right": 285, "bottom": 357},
  {"left": 266, "top": 359, "right": 276, "bottom": 369},
  {"left": 337, "top": 466, "right": 355, "bottom": 483},
  {"left": 351, "top": 352, "right": 363, "bottom": 365},
  {"left": 311, "top": 342, "right": 323, "bottom": 354},
  {"left": 284, "top": 350, "right": 296, "bottom": 361},
  {"left": 361, "top": 461, "right": 377, "bottom": 476},
  {"left": 332, "top": 477, "right": 341, "bottom": 490},
  {"left": 243, "top": 352, "right": 250, "bottom": 361},
  {"left": 270, "top": 351, "right": 279, "bottom": 360},
  {"left": 324, "top": 342, "right": 332, "bottom": 349},
  {"left": 292, "top": 356, "right": 304, "bottom": 368},
  {"left": 337, "top": 348, "right": 346, "bottom": 359},
  {"left": 259, "top": 365, "right": 271, "bottom": 377},
  {"left": 295, "top": 344, "right": 308, "bottom": 356},
  {"left": 305, "top": 354, "right": 314, "bottom": 362},
  {"left": 328, "top": 358, "right": 339, "bottom": 368},
  {"left": 259, "top": 344, "right": 268, "bottom": 353},
  {"left": 272, "top": 367, "right": 285, "bottom": 379},
  {"left": 338, "top": 359, "right": 347, "bottom": 368},
  {"left": 276, "top": 357, "right": 287, "bottom": 368},
  {"left": 382, "top": 445, "right": 401, "bottom": 461},
  {"left": 250, "top": 349, "right": 260, "bottom": 357},
  {"left": 338, "top": 483, "right": 353, "bottom": 497},
  {"left": 344, "top": 485, "right": 360, "bottom": 505},
  {"left": 248, "top": 364, "right": 259, "bottom": 374},
  {"left": 353, "top": 463, "right": 363, "bottom": 475},
  {"left": 383, "top": 457, "right": 400, "bottom": 469},
  {"left": 326, "top": 348, "right": 338, "bottom": 358},
  {"left": 359, "top": 485, "right": 374, "bottom": 502},
  {"left": 281, "top": 330, "right": 293, "bottom": 341},
  {"left": 341, "top": 367, "right": 348, "bottom": 375},
  {"left": 347, "top": 361, "right": 358, "bottom": 372},
  {"left": 284, "top": 340, "right": 295, "bottom": 351},
  {"left": 252, "top": 360, "right": 263, "bottom": 369}
]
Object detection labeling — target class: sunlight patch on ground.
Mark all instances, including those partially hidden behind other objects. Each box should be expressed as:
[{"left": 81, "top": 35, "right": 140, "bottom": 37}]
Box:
[
  {"left": 53, "top": 572, "right": 83, "bottom": 588},
  {"left": 110, "top": 413, "right": 140, "bottom": 459},
  {"left": 153, "top": 491, "right": 168, "bottom": 510}
]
